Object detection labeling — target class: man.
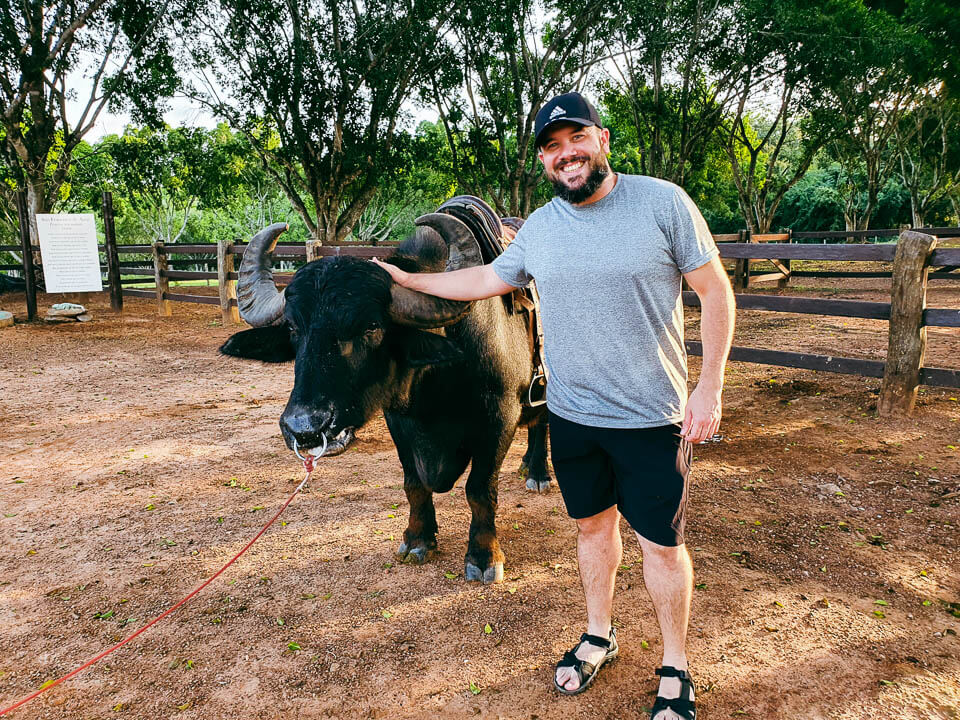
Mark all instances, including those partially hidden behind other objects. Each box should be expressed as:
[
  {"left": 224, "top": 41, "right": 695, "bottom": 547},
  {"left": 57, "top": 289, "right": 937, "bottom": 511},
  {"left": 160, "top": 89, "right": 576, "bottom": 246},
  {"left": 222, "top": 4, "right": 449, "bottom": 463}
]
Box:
[{"left": 374, "top": 91, "right": 734, "bottom": 720}]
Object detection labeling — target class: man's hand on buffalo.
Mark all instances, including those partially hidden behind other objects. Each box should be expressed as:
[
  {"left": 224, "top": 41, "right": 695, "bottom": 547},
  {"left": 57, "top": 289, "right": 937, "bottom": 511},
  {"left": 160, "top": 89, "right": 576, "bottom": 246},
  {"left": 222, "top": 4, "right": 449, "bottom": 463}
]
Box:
[{"left": 371, "top": 257, "right": 409, "bottom": 285}]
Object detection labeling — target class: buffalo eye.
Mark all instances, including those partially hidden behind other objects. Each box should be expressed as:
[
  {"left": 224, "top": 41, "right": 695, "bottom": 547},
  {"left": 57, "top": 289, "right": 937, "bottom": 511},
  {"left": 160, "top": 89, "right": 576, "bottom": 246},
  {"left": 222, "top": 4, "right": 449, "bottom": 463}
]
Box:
[{"left": 363, "top": 326, "right": 384, "bottom": 348}]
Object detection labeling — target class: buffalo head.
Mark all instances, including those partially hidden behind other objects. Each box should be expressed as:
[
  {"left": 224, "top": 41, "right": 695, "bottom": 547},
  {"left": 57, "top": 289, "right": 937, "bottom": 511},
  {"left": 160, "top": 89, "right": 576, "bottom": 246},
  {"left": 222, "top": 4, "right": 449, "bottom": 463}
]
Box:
[{"left": 220, "top": 215, "right": 481, "bottom": 456}]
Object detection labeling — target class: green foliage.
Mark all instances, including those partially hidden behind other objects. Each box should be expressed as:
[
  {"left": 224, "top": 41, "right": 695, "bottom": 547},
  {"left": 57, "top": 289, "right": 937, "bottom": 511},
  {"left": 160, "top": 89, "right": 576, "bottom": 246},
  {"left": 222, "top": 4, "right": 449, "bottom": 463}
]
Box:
[
  {"left": 600, "top": 0, "right": 736, "bottom": 187},
  {"left": 904, "top": 0, "right": 960, "bottom": 94},
  {"left": 107, "top": 125, "right": 247, "bottom": 211},
  {"left": 775, "top": 165, "right": 845, "bottom": 231},
  {"left": 186, "top": 0, "right": 458, "bottom": 243},
  {"left": 432, "top": 0, "right": 608, "bottom": 216},
  {"left": 5, "top": 0, "right": 956, "bottom": 252},
  {"left": 1, "top": 0, "right": 180, "bottom": 216}
]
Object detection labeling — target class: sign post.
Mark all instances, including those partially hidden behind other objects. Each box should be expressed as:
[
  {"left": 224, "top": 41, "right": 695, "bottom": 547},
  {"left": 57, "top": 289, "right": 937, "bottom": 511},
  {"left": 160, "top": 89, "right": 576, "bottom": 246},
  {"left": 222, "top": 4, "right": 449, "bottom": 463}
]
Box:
[
  {"left": 15, "top": 191, "right": 38, "bottom": 320},
  {"left": 102, "top": 192, "right": 123, "bottom": 311}
]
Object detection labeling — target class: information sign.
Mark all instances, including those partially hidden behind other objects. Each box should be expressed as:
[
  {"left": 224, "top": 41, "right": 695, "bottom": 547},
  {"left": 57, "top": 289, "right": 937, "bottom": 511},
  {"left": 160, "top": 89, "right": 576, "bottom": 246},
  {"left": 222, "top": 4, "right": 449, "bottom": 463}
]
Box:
[{"left": 36, "top": 214, "right": 103, "bottom": 293}]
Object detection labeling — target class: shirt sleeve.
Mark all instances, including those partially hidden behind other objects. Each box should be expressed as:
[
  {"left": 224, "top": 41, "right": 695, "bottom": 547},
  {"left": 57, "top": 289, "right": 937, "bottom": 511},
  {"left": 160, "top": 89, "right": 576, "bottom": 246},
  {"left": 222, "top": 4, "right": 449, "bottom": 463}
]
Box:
[
  {"left": 669, "top": 186, "right": 719, "bottom": 274},
  {"left": 491, "top": 225, "right": 533, "bottom": 287}
]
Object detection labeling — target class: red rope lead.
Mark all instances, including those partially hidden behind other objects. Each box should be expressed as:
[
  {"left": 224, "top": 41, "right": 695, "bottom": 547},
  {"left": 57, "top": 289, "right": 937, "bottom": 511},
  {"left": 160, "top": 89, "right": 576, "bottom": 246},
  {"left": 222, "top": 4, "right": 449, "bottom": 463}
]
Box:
[{"left": 0, "top": 469, "right": 313, "bottom": 717}]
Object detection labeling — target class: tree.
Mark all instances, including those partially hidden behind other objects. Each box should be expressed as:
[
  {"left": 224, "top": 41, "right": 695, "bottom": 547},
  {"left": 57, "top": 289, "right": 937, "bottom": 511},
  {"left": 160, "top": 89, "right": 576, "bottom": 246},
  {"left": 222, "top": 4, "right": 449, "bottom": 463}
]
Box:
[
  {"left": 825, "top": 19, "right": 922, "bottom": 231},
  {"left": 895, "top": 90, "right": 960, "bottom": 227},
  {"left": 601, "top": 81, "right": 741, "bottom": 229},
  {"left": 0, "top": 0, "right": 179, "bottom": 228},
  {"left": 186, "top": 0, "right": 457, "bottom": 245},
  {"left": 717, "top": 0, "right": 888, "bottom": 233},
  {"left": 599, "top": 0, "right": 738, "bottom": 187},
  {"left": 431, "top": 0, "right": 607, "bottom": 216},
  {"left": 774, "top": 162, "right": 845, "bottom": 231},
  {"left": 105, "top": 124, "right": 255, "bottom": 243},
  {"left": 904, "top": 0, "right": 960, "bottom": 96}
]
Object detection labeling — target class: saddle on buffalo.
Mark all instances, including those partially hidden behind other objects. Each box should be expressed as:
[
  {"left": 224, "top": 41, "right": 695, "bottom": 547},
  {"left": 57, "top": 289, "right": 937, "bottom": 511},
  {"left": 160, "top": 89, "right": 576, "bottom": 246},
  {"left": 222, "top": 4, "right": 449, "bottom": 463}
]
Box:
[{"left": 435, "top": 195, "right": 546, "bottom": 407}]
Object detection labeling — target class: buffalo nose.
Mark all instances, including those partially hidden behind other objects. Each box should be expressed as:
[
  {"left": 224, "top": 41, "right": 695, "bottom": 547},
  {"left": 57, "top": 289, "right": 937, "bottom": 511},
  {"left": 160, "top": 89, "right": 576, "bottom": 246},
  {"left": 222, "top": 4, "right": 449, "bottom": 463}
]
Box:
[{"left": 280, "top": 406, "right": 331, "bottom": 445}]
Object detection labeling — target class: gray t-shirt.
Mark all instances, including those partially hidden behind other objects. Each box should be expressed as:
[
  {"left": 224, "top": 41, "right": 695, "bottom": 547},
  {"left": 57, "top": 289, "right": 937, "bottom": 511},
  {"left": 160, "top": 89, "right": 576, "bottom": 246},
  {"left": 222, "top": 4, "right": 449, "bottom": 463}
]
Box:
[{"left": 492, "top": 173, "right": 718, "bottom": 428}]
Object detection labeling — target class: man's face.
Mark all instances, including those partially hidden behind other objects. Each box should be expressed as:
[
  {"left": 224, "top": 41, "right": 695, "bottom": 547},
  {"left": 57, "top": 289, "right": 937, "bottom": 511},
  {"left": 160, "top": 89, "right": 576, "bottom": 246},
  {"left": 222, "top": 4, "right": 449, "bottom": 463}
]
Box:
[{"left": 538, "top": 123, "right": 611, "bottom": 204}]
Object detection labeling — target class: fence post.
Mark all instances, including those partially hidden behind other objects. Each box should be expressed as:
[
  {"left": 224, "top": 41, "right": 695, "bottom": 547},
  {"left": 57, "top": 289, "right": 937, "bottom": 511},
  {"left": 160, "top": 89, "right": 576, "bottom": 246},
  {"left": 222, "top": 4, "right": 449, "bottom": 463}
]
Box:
[
  {"left": 777, "top": 228, "right": 792, "bottom": 290},
  {"left": 218, "top": 237, "right": 240, "bottom": 324},
  {"left": 152, "top": 241, "right": 172, "bottom": 317},
  {"left": 15, "top": 191, "right": 38, "bottom": 320},
  {"left": 733, "top": 229, "right": 751, "bottom": 291},
  {"left": 101, "top": 191, "right": 123, "bottom": 312},
  {"left": 306, "top": 239, "right": 323, "bottom": 262},
  {"left": 878, "top": 230, "right": 937, "bottom": 417}
]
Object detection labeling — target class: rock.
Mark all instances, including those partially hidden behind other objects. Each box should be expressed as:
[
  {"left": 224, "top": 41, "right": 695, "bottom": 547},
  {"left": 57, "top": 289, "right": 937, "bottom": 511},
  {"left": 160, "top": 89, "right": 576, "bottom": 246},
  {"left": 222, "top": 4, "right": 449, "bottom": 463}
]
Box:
[
  {"left": 818, "top": 483, "right": 842, "bottom": 495},
  {"left": 47, "top": 303, "right": 86, "bottom": 317},
  {"left": 0, "top": 310, "right": 13, "bottom": 328},
  {"left": 76, "top": 313, "right": 92, "bottom": 322},
  {"left": 44, "top": 315, "right": 75, "bottom": 323}
]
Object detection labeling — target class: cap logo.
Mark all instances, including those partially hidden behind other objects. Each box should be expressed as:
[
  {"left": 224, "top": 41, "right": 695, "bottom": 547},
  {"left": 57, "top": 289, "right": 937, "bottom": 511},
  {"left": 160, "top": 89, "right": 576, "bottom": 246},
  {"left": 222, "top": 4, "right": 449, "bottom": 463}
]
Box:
[{"left": 549, "top": 105, "right": 566, "bottom": 119}]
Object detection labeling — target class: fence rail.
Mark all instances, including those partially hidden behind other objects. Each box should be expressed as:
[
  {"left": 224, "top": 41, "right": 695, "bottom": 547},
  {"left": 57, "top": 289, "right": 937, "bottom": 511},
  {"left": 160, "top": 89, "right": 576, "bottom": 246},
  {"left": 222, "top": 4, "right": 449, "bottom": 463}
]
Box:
[
  {"left": 123, "top": 230, "right": 960, "bottom": 401},
  {"left": 3, "top": 195, "right": 958, "bottom": 411}
]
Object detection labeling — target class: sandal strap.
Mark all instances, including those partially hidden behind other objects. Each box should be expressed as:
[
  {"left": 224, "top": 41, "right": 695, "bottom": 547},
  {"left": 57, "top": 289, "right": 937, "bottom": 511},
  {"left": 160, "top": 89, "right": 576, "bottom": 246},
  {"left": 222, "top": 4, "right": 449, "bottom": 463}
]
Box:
[
  {"left": 655, "top": 665, "right": 691, "bottom": 681},
  {"left": 579, "top": 632, "right": 612, "bottom": 649},
  {"left": 556, "top": 651, "right": 595, "bottom": 677},
  {"left": 652, "top": 666, "right": 696, "bottom": 719},
  {"left": 651, "top": 695, "right": 696, "bottom": 717}
]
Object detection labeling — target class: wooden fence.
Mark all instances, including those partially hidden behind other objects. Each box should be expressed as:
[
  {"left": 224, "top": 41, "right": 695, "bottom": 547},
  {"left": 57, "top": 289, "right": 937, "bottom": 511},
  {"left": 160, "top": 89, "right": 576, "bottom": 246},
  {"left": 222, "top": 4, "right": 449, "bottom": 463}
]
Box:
[
  {"left": 3, "top": 191, "right": 960, "bottom": 412},
  {"left": 721, "top": 227, "right": 960, "bottom": 290},
  {"left": 685, "top": 233, "right": 960, "bottom": 415}
]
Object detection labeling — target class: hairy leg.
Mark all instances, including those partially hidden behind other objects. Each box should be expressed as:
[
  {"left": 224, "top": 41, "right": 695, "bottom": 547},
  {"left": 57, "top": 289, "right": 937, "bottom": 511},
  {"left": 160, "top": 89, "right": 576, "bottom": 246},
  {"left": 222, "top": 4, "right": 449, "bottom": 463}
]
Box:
[
  {"left": 556, "top": 504, "right": 622, "bottom": 692},
  {"left": 638, "top": 534, "right": 694, "bottom": 720}
]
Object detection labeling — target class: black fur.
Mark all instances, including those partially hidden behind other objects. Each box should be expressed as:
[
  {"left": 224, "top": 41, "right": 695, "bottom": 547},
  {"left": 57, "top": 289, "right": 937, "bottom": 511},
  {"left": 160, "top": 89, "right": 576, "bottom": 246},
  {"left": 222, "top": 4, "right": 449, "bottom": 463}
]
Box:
[
  {"left": 220, "top": 325, "right": 296, "bottom": 363},
  {"left": 220, "top": 231, "right": 551, "bottom": 583}
]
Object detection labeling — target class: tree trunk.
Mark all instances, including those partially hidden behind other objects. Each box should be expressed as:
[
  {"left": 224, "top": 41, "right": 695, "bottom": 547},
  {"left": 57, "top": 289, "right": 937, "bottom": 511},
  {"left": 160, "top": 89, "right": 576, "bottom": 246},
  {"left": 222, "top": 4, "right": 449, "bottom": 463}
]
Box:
[{"left": 25, "top": 179, "right": 47, "bottom": 288}]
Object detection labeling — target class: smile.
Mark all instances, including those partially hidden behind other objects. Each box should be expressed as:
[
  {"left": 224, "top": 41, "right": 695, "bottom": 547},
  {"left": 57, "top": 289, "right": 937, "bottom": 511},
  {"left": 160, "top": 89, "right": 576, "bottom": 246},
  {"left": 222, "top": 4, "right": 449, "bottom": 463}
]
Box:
[{"left": 559, "top": 160, "right": 585, "bottom": 174}]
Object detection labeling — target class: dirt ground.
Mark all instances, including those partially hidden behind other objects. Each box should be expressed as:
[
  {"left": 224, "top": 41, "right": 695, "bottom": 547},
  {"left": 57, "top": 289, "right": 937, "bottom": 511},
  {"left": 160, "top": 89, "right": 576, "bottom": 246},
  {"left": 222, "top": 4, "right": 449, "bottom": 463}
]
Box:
[{"left": 1, "top": 271, "right": 958, "bottom": 720}]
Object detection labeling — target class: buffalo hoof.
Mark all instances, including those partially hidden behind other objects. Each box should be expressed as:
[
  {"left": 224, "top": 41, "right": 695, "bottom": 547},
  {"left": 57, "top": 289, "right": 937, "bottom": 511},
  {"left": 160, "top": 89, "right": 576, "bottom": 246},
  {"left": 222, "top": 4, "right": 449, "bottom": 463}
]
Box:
[
  {"left": 525, "top": 476, "right": 552, "bottom": 493},
  {"left": 465, "top": 561, "right": 504, "bottom": 584},
  {"left": 396, "top": 541, "right": 433, "bottom": 565}
]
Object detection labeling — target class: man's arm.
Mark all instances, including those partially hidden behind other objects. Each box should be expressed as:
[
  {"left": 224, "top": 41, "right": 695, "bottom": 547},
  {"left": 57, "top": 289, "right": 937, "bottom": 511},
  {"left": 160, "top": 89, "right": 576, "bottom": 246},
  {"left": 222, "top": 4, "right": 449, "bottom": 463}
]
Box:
[
  {"left": 372, "top": 258, "right": 516, "bottom": 301},
  {"left": 681, "top": 256, "right": 735, "bottom": 444}
]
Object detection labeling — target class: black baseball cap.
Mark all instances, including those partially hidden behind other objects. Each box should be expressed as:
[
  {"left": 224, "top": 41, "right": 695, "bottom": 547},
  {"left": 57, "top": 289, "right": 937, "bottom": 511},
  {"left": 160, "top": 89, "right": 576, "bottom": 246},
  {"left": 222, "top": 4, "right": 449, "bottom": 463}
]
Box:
[{"left": 534, "top": 91, "right": 602, "bottom": 148}]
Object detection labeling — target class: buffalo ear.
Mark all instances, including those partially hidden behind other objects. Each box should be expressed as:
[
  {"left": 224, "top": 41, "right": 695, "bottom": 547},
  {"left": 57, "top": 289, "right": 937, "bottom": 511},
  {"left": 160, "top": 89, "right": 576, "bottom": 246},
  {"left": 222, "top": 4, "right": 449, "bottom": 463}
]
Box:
[
  {"left": 220, "top": 325, "right": 296, "bottom": 363},
  {"left": 402, "top": 329, "right": 464, "bottom": 367}
]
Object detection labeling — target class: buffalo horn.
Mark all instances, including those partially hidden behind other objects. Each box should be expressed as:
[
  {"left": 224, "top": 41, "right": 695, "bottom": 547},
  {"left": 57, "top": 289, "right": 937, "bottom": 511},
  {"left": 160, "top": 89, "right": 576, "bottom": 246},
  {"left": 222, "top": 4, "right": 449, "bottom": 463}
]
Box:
[
  {"left": 237, "top": 222, "right": 289, "bottom": 327},
  {"left": 385, "top": 212, "right": 482, "bottom": 328},
  {"left": 414, "top": 212, "right": 483, "bottom": 271},
  {"left": 388, "top": 285, "right": 474, "bottom": 329}
]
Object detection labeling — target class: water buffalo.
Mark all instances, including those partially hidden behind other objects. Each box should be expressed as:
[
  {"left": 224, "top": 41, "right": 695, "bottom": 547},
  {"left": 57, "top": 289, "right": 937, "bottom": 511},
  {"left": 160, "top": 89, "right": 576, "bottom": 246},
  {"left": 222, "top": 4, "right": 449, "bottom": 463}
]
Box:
[{"left": 220, "top": 212, "right": 549, "bottom": 583}]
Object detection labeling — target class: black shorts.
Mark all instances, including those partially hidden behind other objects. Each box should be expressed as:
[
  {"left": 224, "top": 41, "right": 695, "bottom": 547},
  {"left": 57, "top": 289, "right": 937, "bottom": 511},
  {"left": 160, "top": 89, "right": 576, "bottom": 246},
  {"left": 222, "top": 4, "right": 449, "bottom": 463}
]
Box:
[{"left": 548, "top": 410, "right": 693, "bottom": 547}]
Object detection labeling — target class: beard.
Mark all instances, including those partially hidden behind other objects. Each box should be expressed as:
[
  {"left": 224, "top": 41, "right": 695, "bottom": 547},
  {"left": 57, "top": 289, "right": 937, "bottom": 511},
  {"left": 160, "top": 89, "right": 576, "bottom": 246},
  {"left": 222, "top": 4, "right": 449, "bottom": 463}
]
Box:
[{"left": 547, "top": 152, "right": 611, "bottom": 204}]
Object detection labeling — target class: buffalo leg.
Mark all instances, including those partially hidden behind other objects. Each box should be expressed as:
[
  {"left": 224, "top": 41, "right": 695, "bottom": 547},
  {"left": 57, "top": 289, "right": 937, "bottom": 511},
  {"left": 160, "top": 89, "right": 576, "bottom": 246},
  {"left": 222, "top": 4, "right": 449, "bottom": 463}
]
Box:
[
  {"left": 520, "top": 415, "right": 552, "bottom": 493},
  {"left": 396, "top": 473, "right": 438, "bottom": 564},
  {"left": 463, "top": 418, "right": 517, "bottom": 584},
  {"left": 464, "top": 468, "right": 504, "bottom": 583},
  {"left": 386, "top": 412, "right": 468, "bottom": 565}
]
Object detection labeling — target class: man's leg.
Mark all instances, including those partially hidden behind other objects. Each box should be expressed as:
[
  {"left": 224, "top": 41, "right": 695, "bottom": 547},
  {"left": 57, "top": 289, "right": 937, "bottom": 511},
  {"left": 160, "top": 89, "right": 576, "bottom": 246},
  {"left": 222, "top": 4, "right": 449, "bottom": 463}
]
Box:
[
  {"left": 555, "top": 504, "right": 622, "bottom": 692},
  {"left": 638, "top": 533, "right": 694, "bottom": 720}
]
